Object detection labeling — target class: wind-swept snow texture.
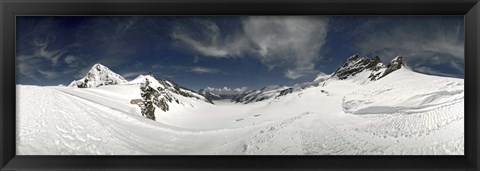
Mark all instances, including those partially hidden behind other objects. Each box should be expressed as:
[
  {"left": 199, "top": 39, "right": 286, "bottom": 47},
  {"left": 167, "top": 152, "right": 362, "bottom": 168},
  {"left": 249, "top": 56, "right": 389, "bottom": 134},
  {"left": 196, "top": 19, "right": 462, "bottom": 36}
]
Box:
[{"left": 17, "top": 68, "right": 463, "bottom": 155}]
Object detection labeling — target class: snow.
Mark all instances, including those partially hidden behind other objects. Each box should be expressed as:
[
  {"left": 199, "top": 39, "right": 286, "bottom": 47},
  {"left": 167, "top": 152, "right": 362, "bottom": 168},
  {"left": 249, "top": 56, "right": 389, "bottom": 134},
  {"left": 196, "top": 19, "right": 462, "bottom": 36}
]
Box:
[
  {"left": 16, "top": 68, "right": 464, "bottom": 155},
  {"left": 124, "top": 75, "right": 164, "bottom": 89},
  {"left": 313, "top": 72, "right": 330, "bottom": 82},
  {"left": 235, "top": 85, "right": 290, "bottom": 103},
  {"left": 69, "top": 63, "right": 127, "bottom": 88},
  {"left": 342, "top": 68, "right": 464, "bottom": 114}
]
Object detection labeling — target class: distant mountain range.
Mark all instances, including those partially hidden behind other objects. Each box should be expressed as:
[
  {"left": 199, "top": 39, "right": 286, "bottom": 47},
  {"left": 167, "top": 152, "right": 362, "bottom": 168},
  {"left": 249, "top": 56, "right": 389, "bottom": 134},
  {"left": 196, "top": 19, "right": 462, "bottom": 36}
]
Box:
[
  {"left": 17, "top": 54, "right": 464, "bottom": 155},
  {"left": 220, "top": 54, "right": 408, "bottom": 104},
  {"left": 69, "top": 63, "right": 212, "bottom": 105},
  {"left": 68, "top": 54, "right": 408, "bottom": 104}
]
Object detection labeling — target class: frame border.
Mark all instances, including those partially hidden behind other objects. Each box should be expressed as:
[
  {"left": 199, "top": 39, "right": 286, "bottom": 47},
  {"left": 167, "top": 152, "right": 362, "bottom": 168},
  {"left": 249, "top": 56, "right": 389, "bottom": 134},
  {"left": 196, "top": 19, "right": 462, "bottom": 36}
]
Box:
[{"left": 1, "top": 0, "right": 479, "bottom": 170}]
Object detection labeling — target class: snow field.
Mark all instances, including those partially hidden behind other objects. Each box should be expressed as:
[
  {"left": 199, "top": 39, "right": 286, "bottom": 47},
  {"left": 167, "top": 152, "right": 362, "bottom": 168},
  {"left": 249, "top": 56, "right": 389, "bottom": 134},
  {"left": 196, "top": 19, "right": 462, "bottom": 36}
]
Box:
[{"left": 16, "top": 68, "right": 464, "bottom": 155}]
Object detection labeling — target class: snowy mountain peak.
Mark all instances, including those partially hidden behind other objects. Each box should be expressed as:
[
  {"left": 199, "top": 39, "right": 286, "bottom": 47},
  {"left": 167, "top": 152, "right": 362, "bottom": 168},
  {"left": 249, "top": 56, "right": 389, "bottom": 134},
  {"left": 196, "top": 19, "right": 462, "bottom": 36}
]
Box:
[
  {"left": 333, "top": 55, "right": 383, "bottom": 80},
  {"left": 332, "top": 54, "right": 411, "bottom": 81},
  {"left": 347, "top": 54, "right": 360, "bottom": 60},
  {"left": 127, "top": 75, "right": 165, "bottom": 89},
  {"left": 92, "top": 63, "right": 104, "bottom": 69},
  {"left": 392, "top": 55, "right": 402, "bottom": 61},
  {"left": 376, "top": 55, "right": 409, "bottom": 80},
  {"left": 90, "top": 63, "right": 114, "bottom": 73},
  {"left": 68, "top": 63, "right": 127, "bottom": 88},
  {"left": 388, "top": 56, "right": 407, "bottom": 68}
]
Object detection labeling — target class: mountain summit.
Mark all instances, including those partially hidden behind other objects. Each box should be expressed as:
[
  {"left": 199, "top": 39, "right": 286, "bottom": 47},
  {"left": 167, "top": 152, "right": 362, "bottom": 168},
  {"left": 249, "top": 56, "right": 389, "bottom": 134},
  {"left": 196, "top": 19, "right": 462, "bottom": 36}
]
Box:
[
  {"left": 332, "top": 55, "right": 407, "bottom": 81},
  {"left": 68, "top": 63, "right": 127, "bottom": 88}
]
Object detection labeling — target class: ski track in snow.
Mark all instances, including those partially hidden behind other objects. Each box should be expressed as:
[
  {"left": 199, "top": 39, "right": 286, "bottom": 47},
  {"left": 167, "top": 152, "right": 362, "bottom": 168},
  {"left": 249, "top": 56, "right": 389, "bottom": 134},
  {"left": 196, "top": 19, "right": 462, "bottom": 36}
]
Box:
[
  {"left": 16, "top": 69, "right": 464, "bottom": 155},
  {"left": 242, "top": 100, "right": 463, "bottom": 155},
  {"left": 17, "top": 87, "right": 146, "bottom": 155},
  {"left": 17, "top": 86, "right": 271, "bottom": 155}
]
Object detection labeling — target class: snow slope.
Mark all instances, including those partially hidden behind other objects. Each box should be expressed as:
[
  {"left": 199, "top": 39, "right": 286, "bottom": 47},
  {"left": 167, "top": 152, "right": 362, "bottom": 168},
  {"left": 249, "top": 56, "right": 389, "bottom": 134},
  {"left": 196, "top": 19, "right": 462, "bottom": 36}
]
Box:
[{"left": 17, "top": 68, "right": 464, "bottom": 155}]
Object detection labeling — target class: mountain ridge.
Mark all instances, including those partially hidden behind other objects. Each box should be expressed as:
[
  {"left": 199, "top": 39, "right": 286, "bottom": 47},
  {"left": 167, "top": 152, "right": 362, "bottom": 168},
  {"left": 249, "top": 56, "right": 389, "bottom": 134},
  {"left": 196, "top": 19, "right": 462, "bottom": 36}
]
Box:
[
  {"left": 232, "top": 54, "right": 409, "bottom": 104},
  {"left": 69, "top": 55, "right": 409, "bottom": 104}
]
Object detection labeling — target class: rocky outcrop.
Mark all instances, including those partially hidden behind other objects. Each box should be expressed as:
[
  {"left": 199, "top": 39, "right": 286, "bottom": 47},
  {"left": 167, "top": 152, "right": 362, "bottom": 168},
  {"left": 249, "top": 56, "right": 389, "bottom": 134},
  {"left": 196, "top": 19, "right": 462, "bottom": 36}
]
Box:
[{"left": 333, "top": 55, "right": 407, "bottom": 81}]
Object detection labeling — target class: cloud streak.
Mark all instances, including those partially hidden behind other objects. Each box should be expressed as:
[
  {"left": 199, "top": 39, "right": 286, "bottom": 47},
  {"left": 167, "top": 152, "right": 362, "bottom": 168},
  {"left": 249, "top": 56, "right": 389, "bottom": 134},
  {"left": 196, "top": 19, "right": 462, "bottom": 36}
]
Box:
[
  {"left": 171, "top": 19, "right": 250, "bottom": 58},
  {"left": 413, "top": 66, "right": 462, "bottom": 78},
  {"left": 64, "top": 55, "right": 77, "bottom": 64},
  {"left": 17, "top": 34, "right": 78, "bottom": 81},
  {"left": 204, "top": 86, "right": 248, "bottom": 94},
  {"left": 190, "top": 66, "right": 221, "bottom": 74},
  {"left": 37, "top": 69, "right": 61, "bottom": 79},
  {"left": 355, "top": 17, "right": 464, "bottom": 76},
  {"left": 17, "top": 34, "right": 67, "bottom": 66},
  {"left": 172, "top": 16, "right": 329, "bottom": 79}
]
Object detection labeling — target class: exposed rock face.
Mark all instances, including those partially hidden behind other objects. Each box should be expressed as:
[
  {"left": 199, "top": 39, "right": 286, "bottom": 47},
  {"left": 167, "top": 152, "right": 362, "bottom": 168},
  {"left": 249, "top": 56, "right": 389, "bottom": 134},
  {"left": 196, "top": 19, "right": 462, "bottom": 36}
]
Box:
[
  {"left": 380, "top": 56, "right": 406, "bottom": 79},
  {"left": 128, "top": 75, "right": 213, "bottom": 104},
  {"left": 68, "top": 63, "right": 127, "bottom": 88},
  {"left": 159, "top": 79, "right": 213, "bottom": 104},
  {"left": 277, "top": 88, "right": 294, "bottom": 97},
  {"left": 333, "top": 55, "right": 407, "bottom": 81},
  {"left": 332, "top": 55, "right": 385, "bottom": 80}
]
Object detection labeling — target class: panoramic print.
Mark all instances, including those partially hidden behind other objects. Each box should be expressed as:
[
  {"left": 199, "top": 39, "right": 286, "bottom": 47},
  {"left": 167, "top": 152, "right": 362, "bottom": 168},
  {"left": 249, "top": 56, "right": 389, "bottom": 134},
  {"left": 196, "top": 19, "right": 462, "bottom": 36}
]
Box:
[{"left": 16, "top": 16, "right": 464, "bottom": 155}]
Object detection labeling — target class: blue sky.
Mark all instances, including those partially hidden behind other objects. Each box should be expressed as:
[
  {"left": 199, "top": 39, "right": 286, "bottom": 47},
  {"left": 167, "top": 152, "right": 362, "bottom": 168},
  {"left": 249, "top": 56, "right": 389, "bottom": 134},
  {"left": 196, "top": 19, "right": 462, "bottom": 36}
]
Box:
[{"left": 16, "top": 16, "right": 464, "bottom": 90}]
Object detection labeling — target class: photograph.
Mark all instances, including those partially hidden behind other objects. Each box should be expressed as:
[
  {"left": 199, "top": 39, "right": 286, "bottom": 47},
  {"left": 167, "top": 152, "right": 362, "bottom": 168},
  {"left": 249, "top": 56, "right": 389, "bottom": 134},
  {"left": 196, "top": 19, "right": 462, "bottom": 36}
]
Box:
[{"left": 15, "top": 16, "right": 464, "bottom": 155}]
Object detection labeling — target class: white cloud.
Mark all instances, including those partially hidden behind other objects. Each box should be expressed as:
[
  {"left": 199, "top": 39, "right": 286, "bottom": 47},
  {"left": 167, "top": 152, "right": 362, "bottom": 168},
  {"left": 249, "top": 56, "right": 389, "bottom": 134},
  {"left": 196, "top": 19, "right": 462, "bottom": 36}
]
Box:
[
  {"left": 64, "top": 55, "right": 77, "bottom": 64},
  {"left": 233, "top": 87, "right": 248, "bottom": 92},
  {"left": 17, "top": 58, "right": 41, "bottom": 81},
  {"left": 205, "top": 86, "right": 248, "bottom": 94},
  {"left": 351, "top": 18, "right": 464, "bottom": 78},
  {"left": 73, "top": 17, "right": 140, "bottom": 68},
  {"left": 17, "top": 34, "right": 79, "bottom": 80},
  {"left": 356, "top": 19, "right": 464, "bottom": 63},
  {"left": 193, "top": 55, "right": 200, "bottom": 63},
  {"left": 74, "top": 66, "right": 91, "bottom": 79},
  {"left": 190, "top": 66, "right": 220, "bottom": 74},
  {"left": 18, "top": 35, "right": 67, "bottom": 66},
  {"left": 172, "top": 16, "right": 329, "bottom": 79},
  {"left": 171, "top": 19, "right": 249, "bottom": 58},
  {"left": 450, "top": 61, "right": 464, "bottom": 73},
  {"left": 242, "top": 16, "right": 328, "bottom": 78},
  {"left": 284, "top": 66, "right": 317, "bottom": 79},
  {"left": 37, "top": 69, "right": 61, "bottom": 79},
  {"left": 62, "top": 68, "right": 78, "bottom": 75},
  {"left": 152, "top": 64, "right": 164, "bottom": 69},
  {"left": 116, "top": 17, "right": 138, "bottom": 34},
  {"left": 414, "top": 66, "right": 460, "bottom": 78}
]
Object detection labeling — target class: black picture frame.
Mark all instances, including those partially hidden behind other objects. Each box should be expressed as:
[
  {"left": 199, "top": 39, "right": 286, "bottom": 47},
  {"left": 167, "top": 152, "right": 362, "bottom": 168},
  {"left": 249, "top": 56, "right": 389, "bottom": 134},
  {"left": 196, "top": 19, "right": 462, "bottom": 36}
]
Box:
[{"left": 1, "top": 0, "right": 479, "bottom": 170}]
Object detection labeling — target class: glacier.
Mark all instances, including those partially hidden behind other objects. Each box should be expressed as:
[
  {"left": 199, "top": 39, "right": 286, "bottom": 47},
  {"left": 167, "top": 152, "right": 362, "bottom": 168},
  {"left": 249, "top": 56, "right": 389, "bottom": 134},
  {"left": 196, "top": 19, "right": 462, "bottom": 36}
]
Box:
[{"left": 16, "top": 56, "right": 464, "bottom": 155}]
